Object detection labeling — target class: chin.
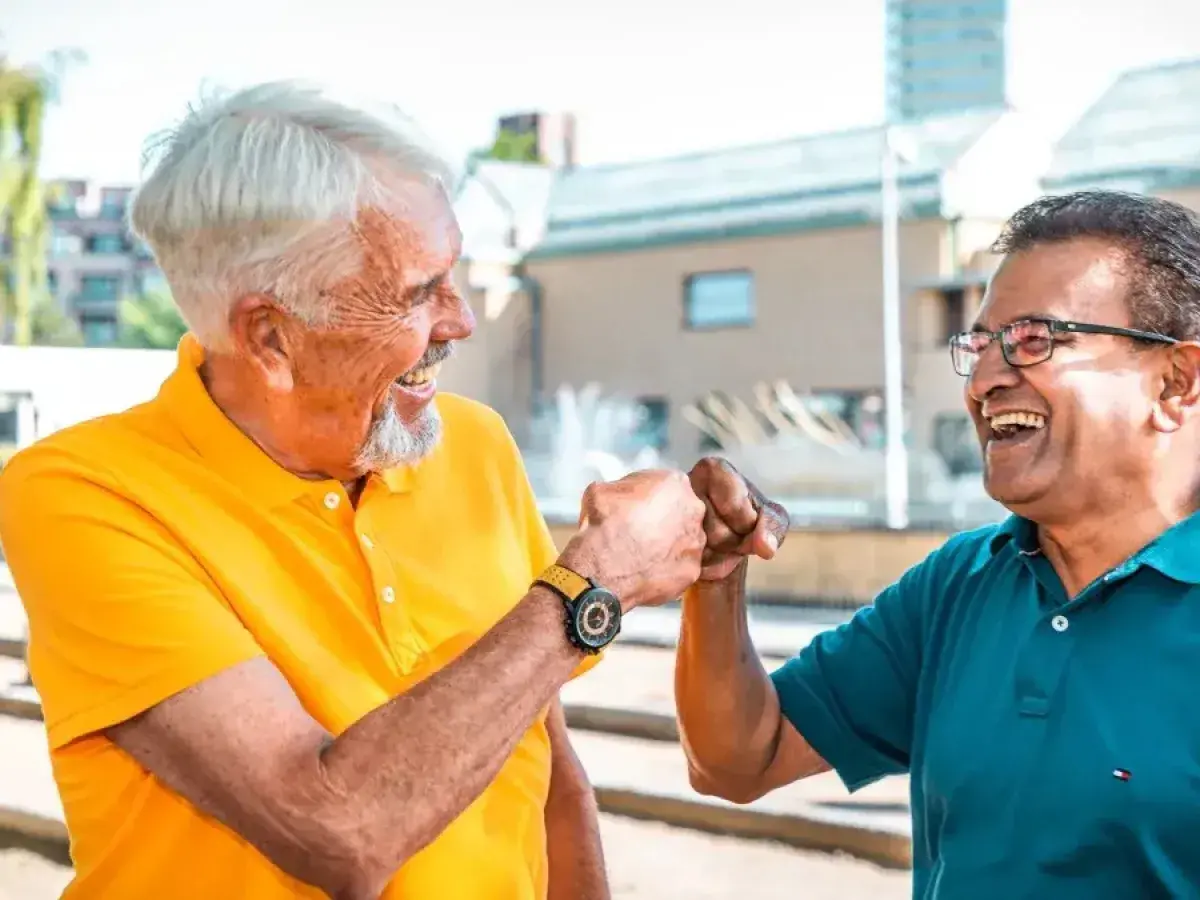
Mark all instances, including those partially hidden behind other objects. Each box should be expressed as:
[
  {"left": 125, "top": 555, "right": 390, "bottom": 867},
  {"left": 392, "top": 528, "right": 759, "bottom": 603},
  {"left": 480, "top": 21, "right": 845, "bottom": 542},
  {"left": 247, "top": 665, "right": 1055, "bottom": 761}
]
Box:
[
  {"left": 355, "top": 402, "right": 443, "bottom": 471},
  {"left": 984, "top": 474, "right": 1051, "bottom": 517}
]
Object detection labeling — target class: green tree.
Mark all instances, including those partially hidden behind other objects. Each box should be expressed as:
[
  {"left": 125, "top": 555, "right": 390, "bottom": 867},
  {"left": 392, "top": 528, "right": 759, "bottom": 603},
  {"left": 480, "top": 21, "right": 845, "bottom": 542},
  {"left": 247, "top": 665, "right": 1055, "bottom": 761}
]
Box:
[
  {"left": 0, "top": 46, "right": 84, "bottom": 345},
  {"left": 29, "top": 289, "right": 82, "bottom": 346},
  {"left": 118, "top": 288, "right": 187, "bottom": 349},
  {"left": 480, "top": 127, "right": 540, "bottom": 164}
]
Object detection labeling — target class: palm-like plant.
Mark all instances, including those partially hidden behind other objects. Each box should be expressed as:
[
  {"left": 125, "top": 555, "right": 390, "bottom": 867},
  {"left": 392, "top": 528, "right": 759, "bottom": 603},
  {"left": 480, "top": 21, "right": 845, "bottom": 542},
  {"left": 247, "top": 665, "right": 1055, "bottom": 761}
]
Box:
[{"left": 0, "top": 46, "right": 84, "bottom": 345}]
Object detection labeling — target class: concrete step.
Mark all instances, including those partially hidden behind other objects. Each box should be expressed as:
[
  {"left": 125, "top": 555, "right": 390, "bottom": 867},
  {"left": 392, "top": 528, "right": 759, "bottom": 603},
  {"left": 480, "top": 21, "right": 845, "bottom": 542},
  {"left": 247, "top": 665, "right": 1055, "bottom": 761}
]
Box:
[
  {"left": 0, "top": 707, "right": 909, "bottom": 875},
  {"left": 0, "top": 717, "right": 68, "bottom": 866},
  {"left": 0, "top": 641, "right": 912, "bottom": 871}
]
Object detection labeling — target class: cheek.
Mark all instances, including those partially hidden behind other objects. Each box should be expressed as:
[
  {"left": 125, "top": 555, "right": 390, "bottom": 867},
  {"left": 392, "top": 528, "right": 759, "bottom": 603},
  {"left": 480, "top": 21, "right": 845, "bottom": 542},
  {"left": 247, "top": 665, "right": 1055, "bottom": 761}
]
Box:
[{"left": 1057, "top": 374, "right": 1152, "bottom": 445}]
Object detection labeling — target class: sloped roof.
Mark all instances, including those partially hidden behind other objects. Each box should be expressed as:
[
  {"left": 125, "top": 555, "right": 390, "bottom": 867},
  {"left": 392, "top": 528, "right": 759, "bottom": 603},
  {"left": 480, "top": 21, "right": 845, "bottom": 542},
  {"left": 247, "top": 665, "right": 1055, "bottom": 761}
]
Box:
[
  {"left": 453, "top": 160, "right": 556, "bottom": 261},
  {"left": 1044, "top": 58, "right": 1200, "bottom": 192},
  {"left": 528, "top": 109, "right": 1003, "bottom": 258}
]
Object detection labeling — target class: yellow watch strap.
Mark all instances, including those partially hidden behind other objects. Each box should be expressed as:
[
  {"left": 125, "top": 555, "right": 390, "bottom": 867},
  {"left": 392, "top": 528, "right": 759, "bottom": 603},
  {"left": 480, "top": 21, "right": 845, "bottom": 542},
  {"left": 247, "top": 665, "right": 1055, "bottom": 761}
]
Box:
[{"left": 536, "top": 564, "right": 592, "bottom": 602}]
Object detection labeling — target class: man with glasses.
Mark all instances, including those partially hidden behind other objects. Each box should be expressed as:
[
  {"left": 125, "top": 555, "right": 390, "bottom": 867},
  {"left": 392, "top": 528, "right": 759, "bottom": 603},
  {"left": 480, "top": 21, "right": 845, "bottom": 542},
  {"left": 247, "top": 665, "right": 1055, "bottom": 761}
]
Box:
[{"left": 673, "top": 190, "right": 1200, "bottom": 899}]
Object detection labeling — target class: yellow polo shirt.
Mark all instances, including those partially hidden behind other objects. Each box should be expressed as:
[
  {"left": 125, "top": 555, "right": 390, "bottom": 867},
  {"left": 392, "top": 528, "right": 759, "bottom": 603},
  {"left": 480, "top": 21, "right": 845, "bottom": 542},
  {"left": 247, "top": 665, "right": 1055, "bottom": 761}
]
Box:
[{"left": 0, "top": 335, "right": 597, "bottom": 899}]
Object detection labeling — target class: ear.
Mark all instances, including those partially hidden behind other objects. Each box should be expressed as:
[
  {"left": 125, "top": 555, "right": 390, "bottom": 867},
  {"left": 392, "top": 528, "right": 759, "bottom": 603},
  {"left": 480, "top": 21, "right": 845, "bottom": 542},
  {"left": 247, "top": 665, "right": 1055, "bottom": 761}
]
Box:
[
  {"left": 1151, "top": 342, "right": 1200, "bottom": 433},
  {"left": 226, "top": 294, "right": 298, "bottom": 393}
]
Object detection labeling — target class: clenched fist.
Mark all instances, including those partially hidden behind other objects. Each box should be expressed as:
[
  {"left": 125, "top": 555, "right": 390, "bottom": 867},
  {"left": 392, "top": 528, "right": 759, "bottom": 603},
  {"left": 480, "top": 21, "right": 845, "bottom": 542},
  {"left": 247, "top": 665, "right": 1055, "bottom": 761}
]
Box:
[
  {"left": 557, "top": 470, "right": 707, "bottom": 610},
  {"left": 688, "top": 457, "right": 790, "bottom": 581}
]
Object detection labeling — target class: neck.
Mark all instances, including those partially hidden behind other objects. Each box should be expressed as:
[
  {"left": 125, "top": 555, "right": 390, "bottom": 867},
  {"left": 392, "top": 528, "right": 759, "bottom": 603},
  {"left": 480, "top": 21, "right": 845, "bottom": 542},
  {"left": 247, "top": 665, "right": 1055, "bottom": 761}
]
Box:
[
  {"left": 201, "top": 355, "right": 362, "bottom": 494},
  {"left": 1036, "top": 490, "right": 1199, "bottom": 597}
]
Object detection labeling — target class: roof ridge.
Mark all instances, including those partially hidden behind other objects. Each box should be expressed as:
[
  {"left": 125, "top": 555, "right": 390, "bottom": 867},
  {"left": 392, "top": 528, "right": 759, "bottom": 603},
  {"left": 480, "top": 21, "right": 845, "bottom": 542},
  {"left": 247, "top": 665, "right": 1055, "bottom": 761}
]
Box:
[
  {"left": 559, "top": 110, "right": 1000, "bottom": 177},
  {"left": 1117, "top": 55, "right": 1200, "bottom": 80}
]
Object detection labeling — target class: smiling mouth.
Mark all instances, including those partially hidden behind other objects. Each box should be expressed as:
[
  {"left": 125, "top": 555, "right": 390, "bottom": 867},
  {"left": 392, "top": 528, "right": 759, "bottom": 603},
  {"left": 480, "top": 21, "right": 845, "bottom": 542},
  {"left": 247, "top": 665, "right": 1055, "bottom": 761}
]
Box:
[
  {"left": 396, "top": 361, "right": 442, "bottom": 387},
  {"left": 987, "top": 411, "right": 1047, "bottom": 444}
]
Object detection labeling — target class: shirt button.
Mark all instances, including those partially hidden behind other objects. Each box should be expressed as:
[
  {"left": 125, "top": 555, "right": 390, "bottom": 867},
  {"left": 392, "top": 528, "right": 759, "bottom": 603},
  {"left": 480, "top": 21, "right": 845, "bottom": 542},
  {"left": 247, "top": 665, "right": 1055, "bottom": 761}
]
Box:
[
  {"left": 381, "top": 586, "right": 396, "bottom": 604},
  {"left": 1051, "top": 615, "right": 1069, "bottom": 633},
  {"left": 323, "top": 492, "right": 340, "bottom": 510},
  {"left": 360, "top": 534, "right": 374, "bottom": 550}
]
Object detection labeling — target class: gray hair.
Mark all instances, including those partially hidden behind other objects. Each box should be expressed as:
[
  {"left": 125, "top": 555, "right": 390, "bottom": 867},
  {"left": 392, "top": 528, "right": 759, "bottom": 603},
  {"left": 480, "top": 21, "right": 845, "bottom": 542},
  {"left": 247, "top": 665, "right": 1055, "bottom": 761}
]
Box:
[{"left": 128, "top": 80, "right": 456, "bottom": 349}]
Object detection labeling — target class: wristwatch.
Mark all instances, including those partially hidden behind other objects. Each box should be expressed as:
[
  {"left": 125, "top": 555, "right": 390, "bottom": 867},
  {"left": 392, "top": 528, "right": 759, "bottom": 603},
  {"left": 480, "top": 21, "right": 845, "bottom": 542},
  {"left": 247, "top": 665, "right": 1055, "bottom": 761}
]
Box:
[{"left": 534, "top": 564, "right": 622, "bottom": 655}]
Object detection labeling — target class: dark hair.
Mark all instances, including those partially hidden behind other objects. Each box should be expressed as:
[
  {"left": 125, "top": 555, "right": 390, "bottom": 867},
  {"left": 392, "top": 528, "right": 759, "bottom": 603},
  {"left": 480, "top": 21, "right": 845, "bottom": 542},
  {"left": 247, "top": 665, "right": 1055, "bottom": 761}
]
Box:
[{"left": 991, "top": 190, "right": 1200, "bottom": 341}]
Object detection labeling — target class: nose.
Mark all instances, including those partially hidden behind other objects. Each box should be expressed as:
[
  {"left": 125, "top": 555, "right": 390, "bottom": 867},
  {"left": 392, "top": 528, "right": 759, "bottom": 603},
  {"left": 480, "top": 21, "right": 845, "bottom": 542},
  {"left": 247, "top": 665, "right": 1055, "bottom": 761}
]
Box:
[
  {"left": 431, "top": 282, "right": 476, "bottom": 343},
  {"left": 966, "top": 339, "right": 1020, "bottom": 403}
]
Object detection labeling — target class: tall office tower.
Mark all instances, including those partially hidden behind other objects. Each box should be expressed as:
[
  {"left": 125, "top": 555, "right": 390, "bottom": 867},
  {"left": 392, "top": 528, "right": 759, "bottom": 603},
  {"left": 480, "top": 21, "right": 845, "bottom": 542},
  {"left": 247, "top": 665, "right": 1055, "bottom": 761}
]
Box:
[{"left": 885, "top": 0, "right": 1009, "bottom": 122}]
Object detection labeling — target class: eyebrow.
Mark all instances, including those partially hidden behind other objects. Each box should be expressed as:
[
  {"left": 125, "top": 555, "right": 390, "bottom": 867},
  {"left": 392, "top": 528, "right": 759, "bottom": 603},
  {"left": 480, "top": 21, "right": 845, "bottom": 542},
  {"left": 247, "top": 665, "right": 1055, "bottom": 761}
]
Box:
[
  {"left": 406, "top": 271, "right": 448, "bottom": 298},
  {"left": 970, "top": 314, "right": 1064, "bottom": 334}
]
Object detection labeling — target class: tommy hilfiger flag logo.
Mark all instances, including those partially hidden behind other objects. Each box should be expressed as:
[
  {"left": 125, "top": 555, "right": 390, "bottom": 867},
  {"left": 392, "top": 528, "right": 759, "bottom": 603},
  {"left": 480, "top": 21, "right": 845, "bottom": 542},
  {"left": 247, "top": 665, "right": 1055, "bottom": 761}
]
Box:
[{"left": 1112, "top": 768, "right": 1132, "bottom": 782}]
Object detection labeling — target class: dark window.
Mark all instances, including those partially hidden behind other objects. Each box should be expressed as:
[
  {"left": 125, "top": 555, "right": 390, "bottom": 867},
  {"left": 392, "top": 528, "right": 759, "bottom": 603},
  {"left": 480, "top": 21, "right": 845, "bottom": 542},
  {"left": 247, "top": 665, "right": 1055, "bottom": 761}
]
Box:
[
  {"left": 89, "top": 233, "right": 126, "bottom": 254},
  {"left": 79, "top": 275, "right": 120, "bottom": 302},
  {"left": 684, "top": 270, "right": 754, "bottom": 329},
  {"left": 939, "top": 287, "right": 966, "bottom": 344},
  {"left": 932, "top": 412, "right": 982, "bottom": 475},
  {"left": 80, "top": 313, "right": 119, "bottom": 346},
  {"left": 630, "top": 397, "right": 669, "bottom": 452}
]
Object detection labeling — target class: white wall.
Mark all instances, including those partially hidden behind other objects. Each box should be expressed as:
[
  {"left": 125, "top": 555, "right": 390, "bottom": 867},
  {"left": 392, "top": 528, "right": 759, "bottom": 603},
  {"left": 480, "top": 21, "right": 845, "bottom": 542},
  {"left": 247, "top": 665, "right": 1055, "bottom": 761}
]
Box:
[{"left": 0, "top": 346, "right": 176, "bottom": 446}]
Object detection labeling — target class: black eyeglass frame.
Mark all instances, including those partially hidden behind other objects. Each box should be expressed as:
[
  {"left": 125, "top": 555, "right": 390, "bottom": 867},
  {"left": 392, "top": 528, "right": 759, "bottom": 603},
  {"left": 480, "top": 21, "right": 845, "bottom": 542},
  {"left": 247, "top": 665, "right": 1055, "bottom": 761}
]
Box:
[{"left": 949, "top": 317, "right": 1179, "bottom": 377}]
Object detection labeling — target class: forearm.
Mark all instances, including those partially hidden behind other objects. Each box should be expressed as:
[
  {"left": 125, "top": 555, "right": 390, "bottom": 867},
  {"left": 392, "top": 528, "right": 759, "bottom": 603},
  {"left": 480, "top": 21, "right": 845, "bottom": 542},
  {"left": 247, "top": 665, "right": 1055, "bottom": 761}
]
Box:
[
  {"left": 319, "top": 586, "right": 586, "bottom": 892},
  {"left": 544, "top": 702, "right": 609, "bottom": 900},
  {"left": 675, "top": 561, "right": 782, "bottom": 785}
]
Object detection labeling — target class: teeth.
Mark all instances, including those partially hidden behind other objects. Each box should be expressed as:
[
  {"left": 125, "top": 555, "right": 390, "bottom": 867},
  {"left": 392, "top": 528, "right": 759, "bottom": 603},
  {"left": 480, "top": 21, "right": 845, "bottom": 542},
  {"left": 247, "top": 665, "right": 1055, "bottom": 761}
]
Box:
[
  {"left": 989, "top": 411, "right": 1046, "bottom": 432},
  {"left": 399, "top": 361, "right": 441, "bottom": 386}
]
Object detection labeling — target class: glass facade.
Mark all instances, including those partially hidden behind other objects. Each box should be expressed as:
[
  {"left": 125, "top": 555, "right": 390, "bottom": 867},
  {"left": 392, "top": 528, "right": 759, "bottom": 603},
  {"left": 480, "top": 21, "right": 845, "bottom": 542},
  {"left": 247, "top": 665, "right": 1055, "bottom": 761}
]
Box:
[{"left": 886, "top": 0, "right": 1008, "bottom": 123}]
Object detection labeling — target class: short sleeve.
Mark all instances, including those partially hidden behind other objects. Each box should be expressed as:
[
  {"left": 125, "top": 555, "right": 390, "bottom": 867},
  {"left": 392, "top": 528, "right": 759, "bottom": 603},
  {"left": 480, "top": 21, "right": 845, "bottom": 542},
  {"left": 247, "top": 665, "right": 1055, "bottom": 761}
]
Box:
[
  {"left": 769, "top": 555, "right": 934, "bottom": 792},
  {"left": 0, "top": 448, "right": 264, "bottom": 749}
]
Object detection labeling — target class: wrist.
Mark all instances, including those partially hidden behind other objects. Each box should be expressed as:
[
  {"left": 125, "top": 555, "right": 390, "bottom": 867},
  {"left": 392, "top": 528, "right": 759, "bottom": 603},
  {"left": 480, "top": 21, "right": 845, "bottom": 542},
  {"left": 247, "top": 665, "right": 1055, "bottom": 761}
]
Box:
[
  {"left": 527, "top": 585, "right": 591, "bottom": 661},
  {"left": 690, "top": 558, "right": 748, "bottom": 599},
  {"left": 555, "top": 541, "right": 632, "bottom": 613}
]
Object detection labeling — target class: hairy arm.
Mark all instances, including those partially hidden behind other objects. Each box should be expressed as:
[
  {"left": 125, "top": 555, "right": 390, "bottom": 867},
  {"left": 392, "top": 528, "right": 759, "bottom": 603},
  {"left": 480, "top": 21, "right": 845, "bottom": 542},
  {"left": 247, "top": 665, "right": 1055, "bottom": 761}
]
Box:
[
  {"left": 543, "top": 698, "right": 608, "bottom": 900},
  {"left": 675, "top": 563, "right": 829, "bottom": 803},
  {"left": 110, "top": 586, "right": 586, "bottom": 900}
]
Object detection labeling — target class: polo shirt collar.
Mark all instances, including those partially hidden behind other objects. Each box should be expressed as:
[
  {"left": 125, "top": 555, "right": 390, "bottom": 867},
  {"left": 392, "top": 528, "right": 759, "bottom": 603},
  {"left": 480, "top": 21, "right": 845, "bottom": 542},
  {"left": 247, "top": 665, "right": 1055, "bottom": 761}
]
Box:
[
  {"left": 989, "top": 510, "right": 1200, "bottom": 585},
  {"left": 157, "top": 334, "right": 417, "bottom": 507}
]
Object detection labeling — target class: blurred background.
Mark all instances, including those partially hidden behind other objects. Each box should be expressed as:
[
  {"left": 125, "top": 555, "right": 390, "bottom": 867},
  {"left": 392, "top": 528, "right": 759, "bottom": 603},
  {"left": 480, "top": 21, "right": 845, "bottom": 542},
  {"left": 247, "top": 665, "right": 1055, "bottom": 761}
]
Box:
[{"left": 2, "top": 0, "right": 1199, "bottom": 896}]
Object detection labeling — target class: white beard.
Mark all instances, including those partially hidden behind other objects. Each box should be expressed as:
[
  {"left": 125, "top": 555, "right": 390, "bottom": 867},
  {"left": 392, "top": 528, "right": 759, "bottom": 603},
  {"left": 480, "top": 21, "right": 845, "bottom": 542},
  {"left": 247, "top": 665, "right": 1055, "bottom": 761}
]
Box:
[{"left": 354, "top": 396, "right": 442, "bottom": 471}]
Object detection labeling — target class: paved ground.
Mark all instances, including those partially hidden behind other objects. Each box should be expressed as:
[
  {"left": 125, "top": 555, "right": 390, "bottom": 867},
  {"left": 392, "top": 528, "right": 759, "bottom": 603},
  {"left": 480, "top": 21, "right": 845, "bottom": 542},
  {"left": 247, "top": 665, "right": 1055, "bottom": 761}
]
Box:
[
  {"left": 618, "top": 603, "right": 848, "bottom": 659},
  {"left": 0, "top": 565, "right": 911, "bottom": 895},
  {"left": 563, "top": 643, "right": 911, "bottom": 831},
  {"left": 0, "top": 850, "right": 71, "bottom": 900},
  {"left": 0, "top": 816, "right": 911, "bottom": 900}
]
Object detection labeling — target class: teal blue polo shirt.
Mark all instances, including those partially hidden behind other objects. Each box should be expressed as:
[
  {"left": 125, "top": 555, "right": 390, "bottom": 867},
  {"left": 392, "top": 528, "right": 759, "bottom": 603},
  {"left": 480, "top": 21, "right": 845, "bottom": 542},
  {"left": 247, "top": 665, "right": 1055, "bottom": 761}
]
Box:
[{"left": 771, "top": 513, "right": 1200, "bottom": 899}]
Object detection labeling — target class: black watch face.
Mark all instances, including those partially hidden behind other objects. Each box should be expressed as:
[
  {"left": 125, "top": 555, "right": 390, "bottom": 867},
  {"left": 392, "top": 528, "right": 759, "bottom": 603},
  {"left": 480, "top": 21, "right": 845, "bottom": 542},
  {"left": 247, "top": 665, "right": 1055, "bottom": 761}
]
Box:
[{"left": 574, "top": 589, "right": 622, "bottom": 649}]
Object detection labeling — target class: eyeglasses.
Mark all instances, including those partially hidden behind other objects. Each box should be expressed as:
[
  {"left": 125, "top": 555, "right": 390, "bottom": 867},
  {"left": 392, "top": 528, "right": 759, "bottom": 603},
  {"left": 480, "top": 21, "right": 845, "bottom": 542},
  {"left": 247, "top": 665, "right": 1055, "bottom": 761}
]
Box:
[{"left": 949, "top": 317, "right": 1178, "bottom": 377}]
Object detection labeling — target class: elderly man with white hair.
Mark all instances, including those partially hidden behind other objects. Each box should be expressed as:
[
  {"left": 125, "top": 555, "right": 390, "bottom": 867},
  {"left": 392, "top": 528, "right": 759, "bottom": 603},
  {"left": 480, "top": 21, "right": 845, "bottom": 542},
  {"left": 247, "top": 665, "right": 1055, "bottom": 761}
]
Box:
[{"left": 0, "top": 82, "right": 712, "bottom": 900}]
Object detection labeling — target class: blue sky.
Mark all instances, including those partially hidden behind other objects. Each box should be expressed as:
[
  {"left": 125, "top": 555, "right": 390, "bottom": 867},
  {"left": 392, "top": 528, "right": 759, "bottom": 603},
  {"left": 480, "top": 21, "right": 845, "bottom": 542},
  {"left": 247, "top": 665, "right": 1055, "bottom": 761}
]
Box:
[{"left": 7, "top": 0, "right": 1200, "bottom": 184}]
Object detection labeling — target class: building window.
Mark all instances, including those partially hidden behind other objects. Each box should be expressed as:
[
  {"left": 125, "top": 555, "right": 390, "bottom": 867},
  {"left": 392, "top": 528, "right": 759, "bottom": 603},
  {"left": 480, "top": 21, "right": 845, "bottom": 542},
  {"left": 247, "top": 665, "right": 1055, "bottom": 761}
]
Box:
[
  {"left": 79, "top": 275, "right": 120, "bottom": 303},
  {"left": 99, "top": 190, "right": 130, "bottom": 221},
  {"left": 932, "top": 412, "right": 982, "bottom": 476},
  {"left": 938, "top": 287, "right": 966, "bottom": 345},
  {"left": 50, "top": 228, "right": 83, "bottom": 256},
  {"left": 89, "top": 233, "right": 125, "bottom": 254},
  {"left": 629, "top": 397, "right": 669, "bottom": 453},
  {"left": 80, "top": 314, "right": 119, "bottom": 347},
  {"left": 684, "top": 270, "right": 754, "bottom": 330}
]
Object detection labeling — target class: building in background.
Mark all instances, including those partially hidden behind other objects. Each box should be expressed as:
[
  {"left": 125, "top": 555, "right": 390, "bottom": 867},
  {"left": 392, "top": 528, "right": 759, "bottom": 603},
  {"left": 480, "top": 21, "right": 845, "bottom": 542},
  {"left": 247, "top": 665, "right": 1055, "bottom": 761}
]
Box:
[
  {"left": 495, "top": 112, "right": 578, "bottom": 169},
  {"left": 885, "top": 0, "right": 1009, "bottom": 123},
  {"left": 1042, "top": 57, "right": 1200, "bottom": 208},
  {"left": 41, "top": 180, "right": 164, "bottom": 345},
  {"left": 452, "top": 107, "right": 1052, "bottom": 494}
]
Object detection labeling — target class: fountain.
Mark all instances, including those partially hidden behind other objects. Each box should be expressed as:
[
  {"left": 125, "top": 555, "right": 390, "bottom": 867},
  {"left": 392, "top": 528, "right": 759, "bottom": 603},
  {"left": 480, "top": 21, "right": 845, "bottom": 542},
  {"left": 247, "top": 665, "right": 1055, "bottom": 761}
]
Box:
[
  {"left": 525, "top": 384, "right": 667, "bottom": 522},
  {"left": 683, "top": 380, "right": 1004, "bottom": 528}
]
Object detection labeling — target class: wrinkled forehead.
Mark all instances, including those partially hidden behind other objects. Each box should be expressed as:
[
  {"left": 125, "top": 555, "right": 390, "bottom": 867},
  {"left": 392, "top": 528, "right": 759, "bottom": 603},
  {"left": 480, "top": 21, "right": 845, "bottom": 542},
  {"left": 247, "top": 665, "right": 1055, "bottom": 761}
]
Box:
[
  {"left": 976, "top": 238, "right": 1133, "bottom": 331},
  {"left": 341, "top": 178, "right": 461, "bottom": 303}
]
